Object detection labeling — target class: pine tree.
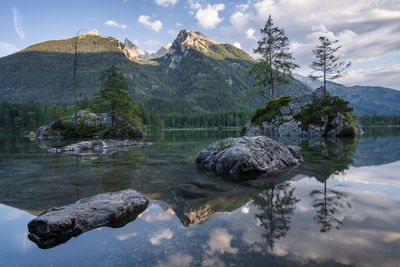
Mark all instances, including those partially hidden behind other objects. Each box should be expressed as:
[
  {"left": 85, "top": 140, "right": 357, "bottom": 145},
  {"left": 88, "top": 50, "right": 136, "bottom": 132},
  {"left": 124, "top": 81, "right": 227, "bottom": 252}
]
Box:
[
  {"left": 250, "top": 15, "right": 299, "bottom": 99},
  {"left": 93, "top": 65, "right": 140, "bottom": 130},
  {"left": 309, "top": 36, "right": 351, "bottom": 96}
]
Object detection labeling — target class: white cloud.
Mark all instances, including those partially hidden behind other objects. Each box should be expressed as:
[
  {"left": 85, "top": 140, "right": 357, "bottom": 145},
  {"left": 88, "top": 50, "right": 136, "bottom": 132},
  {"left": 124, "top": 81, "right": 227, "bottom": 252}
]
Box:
[
  {"left": 138, "top": 15, "right": 163, "bottom": 32},
  {"left": 150, "top": 228, "right": 173, "bottom": 245},
  {"left": 246, "top": 28, "right": 256, "bottom": 40},
  {"left": 176, "top": 22, "right": 183, "bottom": 27},
  {"left": 0, "top": 41, "right": 18, "bottom": 57},
  {"left": 12, "top": 7, "right": 25, "bottom": 40},
  {"left": 154, "top": 0, "right": 178, "bottom": 7},
  {"left": 144, "top": 40, "right": 161, "bottom": 47},
  {"left": 222, "top": 0, "right": 400, "bottom": 87},
  {"left": 154, "top": 253, "right": 192, "bottom": 267},
  {"left": 188, "top": 0, "right": 201, "bottom": 10},
  {"left": 233, "top": 42, "right": 242, "bottom": 49},
  {"left": 207, "top": 228, "right": 238, "bottom": 254},
  {"left": 195, "top": 4, "right": 225, "bottom": 29},
  {"left": 143, "top": 211, "right": 172, "bottom": 222},
  {"left": 337, "top": 64, "right": 400, "bottom": 90},
  {"left": 236, "top": 4, "right": 249, "bottom": 11},
  {"left": 230, "top": 12, "right": 251, "bottom": 31},
  {"left": 104, "top": 20, "right": 127, "bottom": 29},
  {"left": 114, "top": 232, "right": 137, "bottom": 241}
]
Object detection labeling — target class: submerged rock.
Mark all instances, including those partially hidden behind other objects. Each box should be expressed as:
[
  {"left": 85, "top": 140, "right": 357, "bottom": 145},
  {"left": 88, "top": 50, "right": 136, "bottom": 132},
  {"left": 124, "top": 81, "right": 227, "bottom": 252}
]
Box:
[
  {"left": 245, "top": 87, "right": 363, "bottom": 137},
  {"left": 27, "top": 189, "right": 149, "bottom": 249},
  {"left": 195, "top": 136, "right": 303, "bottom": 180},
  {"left": 57, "top": 139, "right": 152, "bottom": 154}
]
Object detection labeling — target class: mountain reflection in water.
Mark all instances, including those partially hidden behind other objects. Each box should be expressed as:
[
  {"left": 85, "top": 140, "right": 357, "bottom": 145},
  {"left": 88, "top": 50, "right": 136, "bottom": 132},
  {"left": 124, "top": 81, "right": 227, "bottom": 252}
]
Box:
[{"left": 0, "top": 128, "right": 399, "bottom": 266}]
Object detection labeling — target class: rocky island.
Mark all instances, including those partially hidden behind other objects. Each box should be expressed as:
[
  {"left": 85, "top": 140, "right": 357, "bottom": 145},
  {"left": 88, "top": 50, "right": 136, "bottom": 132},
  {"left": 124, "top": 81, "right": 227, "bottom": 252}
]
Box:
[
  {"left": 244, "top": 87, "right": 363, "bottom": 137},
  {"left": 35, "top": 110, "right": 145, "bottom": 139}
]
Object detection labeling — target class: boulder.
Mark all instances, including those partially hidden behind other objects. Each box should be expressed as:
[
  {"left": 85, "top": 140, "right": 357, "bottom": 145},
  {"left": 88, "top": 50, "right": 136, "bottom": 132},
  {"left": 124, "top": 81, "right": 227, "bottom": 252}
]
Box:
[
  {"left": 195, "top": 136, "right": 303, "bottom": 180},
  {"left": 27, "top": 189, "right": 149, "bottom": 249}
]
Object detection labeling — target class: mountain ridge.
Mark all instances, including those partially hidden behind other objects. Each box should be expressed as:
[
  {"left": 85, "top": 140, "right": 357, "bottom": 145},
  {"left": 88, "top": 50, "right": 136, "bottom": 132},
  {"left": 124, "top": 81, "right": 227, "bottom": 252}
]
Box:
[{"left": 0, "top": 29, "right": 311, "bottom": 114}]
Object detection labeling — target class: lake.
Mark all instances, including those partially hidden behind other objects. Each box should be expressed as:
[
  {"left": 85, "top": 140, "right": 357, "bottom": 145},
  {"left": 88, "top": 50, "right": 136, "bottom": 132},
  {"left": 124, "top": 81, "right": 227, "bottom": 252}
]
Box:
[{"left": 0, "top": 128, "right": 399, "bottom": 267}]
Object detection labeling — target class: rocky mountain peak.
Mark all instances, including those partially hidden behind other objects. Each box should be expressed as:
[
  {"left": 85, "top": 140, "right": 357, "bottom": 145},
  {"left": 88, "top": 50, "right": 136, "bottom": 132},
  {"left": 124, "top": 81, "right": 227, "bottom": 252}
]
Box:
[
  {"left": 172, "top": 30, "right": 218, "bottom": 52},
  {"left": 123, "top": 38, "right": 151, "bottom": 60},
  {"left": 81, "top": 28, "right": 100, "bottom": 37}
]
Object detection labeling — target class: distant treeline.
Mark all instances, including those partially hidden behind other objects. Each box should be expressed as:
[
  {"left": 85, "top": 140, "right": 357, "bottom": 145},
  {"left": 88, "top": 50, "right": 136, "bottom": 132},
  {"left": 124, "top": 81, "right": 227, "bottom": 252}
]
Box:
[
  {"left": 0, "top": 101, "right": 250, "bottom": 133},
  {"left": 358, "top": 115, "right": 400, "bottom": 126},
  {"left": 0, "top": 101, "right": 72, "bottom": 133}
]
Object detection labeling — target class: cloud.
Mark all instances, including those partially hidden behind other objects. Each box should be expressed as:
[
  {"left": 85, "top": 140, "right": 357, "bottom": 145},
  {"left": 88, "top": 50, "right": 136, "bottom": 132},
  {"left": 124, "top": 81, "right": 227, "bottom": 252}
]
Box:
[
  {"left": 138, "top": 15, "right": 163, "bottom": 32},
  {"left": 150, "top": 228, "right": 173, "bottom": 245},
  {"left": 207, "top": 228, "right": 238, "bottom": 254},
  {"left": 144, "top": 40, "right": 161, "bottom": 47},
  {"left": 230, "top": 12, "right": 251, "bottom": 31},
  {"left": 0, "top": 41, "right": 18, "bottom": 57},
  {"left": 176, "top": 22, "right": 183, "bottom": 27},
  {"left": 12, "top": 7, "right": 25, "bottom": 40},
  {"left": 233, "top": 42, "right": 241, "bottom": 49},
  {"left": 245, "top": 28, "right": 256, "bottom": 40},
  {"left": 195, "top": 4, "right": 225, "bottom": 29},
  {"left": 154, "top": 0, "right": 178, "bottom": 7},
  {"left": 143, "top": 211, "right": 172, "bottom": 222},
  {"left": 222, "top": 0, "right": 400, "bottom": 87},
  {"left": 104, "top": 20, "right": 127, "bottom": 29},
  {"left": 114, "top": 232, "right": 137, "bottom": 241},
  {"left": 154, "top": 253, "right": 192, "bottom": 267}
]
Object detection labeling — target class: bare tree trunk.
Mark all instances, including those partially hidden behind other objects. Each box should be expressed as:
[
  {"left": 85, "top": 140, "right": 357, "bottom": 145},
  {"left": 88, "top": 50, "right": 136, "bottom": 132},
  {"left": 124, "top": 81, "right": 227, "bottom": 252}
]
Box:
[
  {"left": 323, "top": 43, "right": 327, "bottom": 97},
  {"left": 73, "top": 34, "right": 78, "bottom": 127}
]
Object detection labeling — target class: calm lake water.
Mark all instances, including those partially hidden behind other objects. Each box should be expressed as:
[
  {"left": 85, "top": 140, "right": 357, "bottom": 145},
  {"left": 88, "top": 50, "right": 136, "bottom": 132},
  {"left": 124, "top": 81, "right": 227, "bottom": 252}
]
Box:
[{"left": 0, "top": 128, "right": 399, "bottom": 267}]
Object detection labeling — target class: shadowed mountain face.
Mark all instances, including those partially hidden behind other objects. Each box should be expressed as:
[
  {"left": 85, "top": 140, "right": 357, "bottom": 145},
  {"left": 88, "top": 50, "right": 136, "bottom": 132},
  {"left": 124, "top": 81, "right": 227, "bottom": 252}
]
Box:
[{"left": 0, "top": 29, "right": 311, "bottom": 114}]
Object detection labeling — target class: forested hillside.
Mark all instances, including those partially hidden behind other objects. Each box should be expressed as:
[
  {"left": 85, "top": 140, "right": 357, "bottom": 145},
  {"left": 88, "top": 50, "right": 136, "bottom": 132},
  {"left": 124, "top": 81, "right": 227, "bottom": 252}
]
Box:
[{"left": 0, "top": 30, "right": 311, "bottom": 115}]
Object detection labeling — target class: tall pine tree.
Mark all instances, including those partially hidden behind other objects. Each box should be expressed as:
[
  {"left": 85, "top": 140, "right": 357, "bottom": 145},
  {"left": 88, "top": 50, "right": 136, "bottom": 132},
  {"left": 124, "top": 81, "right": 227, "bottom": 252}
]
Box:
[
  {"left": 309, "top": 36, "right": 351, "bottom": 96},
  {"left": 93, "top": 65, "right": 140, "bottom": 130},
  {"left": 250, "top": 15, "right": 298, "bottom": 99}
]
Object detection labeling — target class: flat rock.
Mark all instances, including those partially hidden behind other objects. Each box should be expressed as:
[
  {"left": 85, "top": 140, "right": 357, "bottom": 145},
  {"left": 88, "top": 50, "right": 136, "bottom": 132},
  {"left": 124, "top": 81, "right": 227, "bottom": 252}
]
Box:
[
  {"left": 27, "top": 189, "right": 149, "bottom": 249},
  {"left": 59, "top": 139, "right": 153, "bottom": 154},
  {"left": 195, "top": 136, "right": 303, "bottom": 180}
]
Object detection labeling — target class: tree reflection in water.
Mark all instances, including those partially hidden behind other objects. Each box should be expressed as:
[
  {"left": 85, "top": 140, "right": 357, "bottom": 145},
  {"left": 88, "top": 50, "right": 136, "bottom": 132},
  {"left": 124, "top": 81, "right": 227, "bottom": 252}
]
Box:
[
  {"left": 311, "top": 182, "right": 351, "bottom": 232},
  {"left": 252, "top": 181, "right": 299, "bottom": 251}
]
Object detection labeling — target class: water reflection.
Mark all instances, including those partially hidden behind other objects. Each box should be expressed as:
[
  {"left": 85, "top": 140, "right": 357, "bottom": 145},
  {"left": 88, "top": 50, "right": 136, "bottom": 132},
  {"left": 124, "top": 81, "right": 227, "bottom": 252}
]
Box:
[
  {"left": 253, "top": 181, "right": 299, "bottom": 251},
  {"left": 0, "top": 128, "right": 399, "bottom": 266},
  {"left": 310, "top": 183, "right": 351, "bottom": 232}
]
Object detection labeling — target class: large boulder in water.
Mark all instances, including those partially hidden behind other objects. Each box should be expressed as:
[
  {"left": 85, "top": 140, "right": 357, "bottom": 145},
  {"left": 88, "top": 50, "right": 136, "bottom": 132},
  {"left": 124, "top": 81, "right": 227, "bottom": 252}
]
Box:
[
  {"left": 195, "top": 136, "right": 303, "bottom": 180},
  {"left": 27, "top": 189, "right": 149, "bottom": 249}
]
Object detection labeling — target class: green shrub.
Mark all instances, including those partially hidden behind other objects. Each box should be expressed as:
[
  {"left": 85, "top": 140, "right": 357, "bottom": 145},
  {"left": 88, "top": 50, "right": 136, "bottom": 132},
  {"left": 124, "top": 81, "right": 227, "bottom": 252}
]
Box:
[{"left": 251, "top": 96, "right": 292, "bottom": 126}]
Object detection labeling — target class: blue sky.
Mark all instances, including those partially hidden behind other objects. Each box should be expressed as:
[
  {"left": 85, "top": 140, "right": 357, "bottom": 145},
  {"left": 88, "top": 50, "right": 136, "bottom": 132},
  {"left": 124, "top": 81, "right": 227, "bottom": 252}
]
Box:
[{"left": 1, "top": 0, "right": 399, "bottom": 89}]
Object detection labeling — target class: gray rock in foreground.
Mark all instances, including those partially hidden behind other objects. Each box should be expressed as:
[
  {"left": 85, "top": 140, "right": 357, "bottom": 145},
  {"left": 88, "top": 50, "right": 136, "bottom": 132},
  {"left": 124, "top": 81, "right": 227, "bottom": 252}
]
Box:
[
  {"left": 28, "top": 189, "right": 149, "bottom": 249},
  {"left": 196, "top": 136, "right": 303, "bottom": 180}
]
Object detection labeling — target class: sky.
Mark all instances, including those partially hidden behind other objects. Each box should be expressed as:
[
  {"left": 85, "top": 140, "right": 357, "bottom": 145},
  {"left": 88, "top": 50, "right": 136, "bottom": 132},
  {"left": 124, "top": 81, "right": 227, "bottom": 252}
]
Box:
[{"left": 1, "top": 0, "right": 399, "bottom": 90}]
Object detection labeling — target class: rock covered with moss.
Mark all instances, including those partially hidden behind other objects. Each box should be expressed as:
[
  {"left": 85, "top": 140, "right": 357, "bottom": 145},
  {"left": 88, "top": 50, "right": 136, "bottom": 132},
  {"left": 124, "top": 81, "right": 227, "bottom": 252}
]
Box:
[
  {"left": 244, "top": 87, "right": 363, "bottom": 137},
  {"left": 36, "top": 110, "right": 145, "bottom": 139},
  {"left": 196, "top": 136, "right": 303, "bottom": 180}
]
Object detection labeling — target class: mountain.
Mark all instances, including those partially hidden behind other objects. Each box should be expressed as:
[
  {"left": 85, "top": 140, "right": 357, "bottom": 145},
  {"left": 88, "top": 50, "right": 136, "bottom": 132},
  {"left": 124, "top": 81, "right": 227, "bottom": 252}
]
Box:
[
  {"left": 124, "top": 38, "right": 151, "bottom": 60},
  {"left": 151, "top": 43, "right": 172, "bottom": 59},
  {"left": 0, "top": 29, "right": 311, "bottom": 114},
  {"left": 294, "top": 74, "right": 400, "bottom": 115}
]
